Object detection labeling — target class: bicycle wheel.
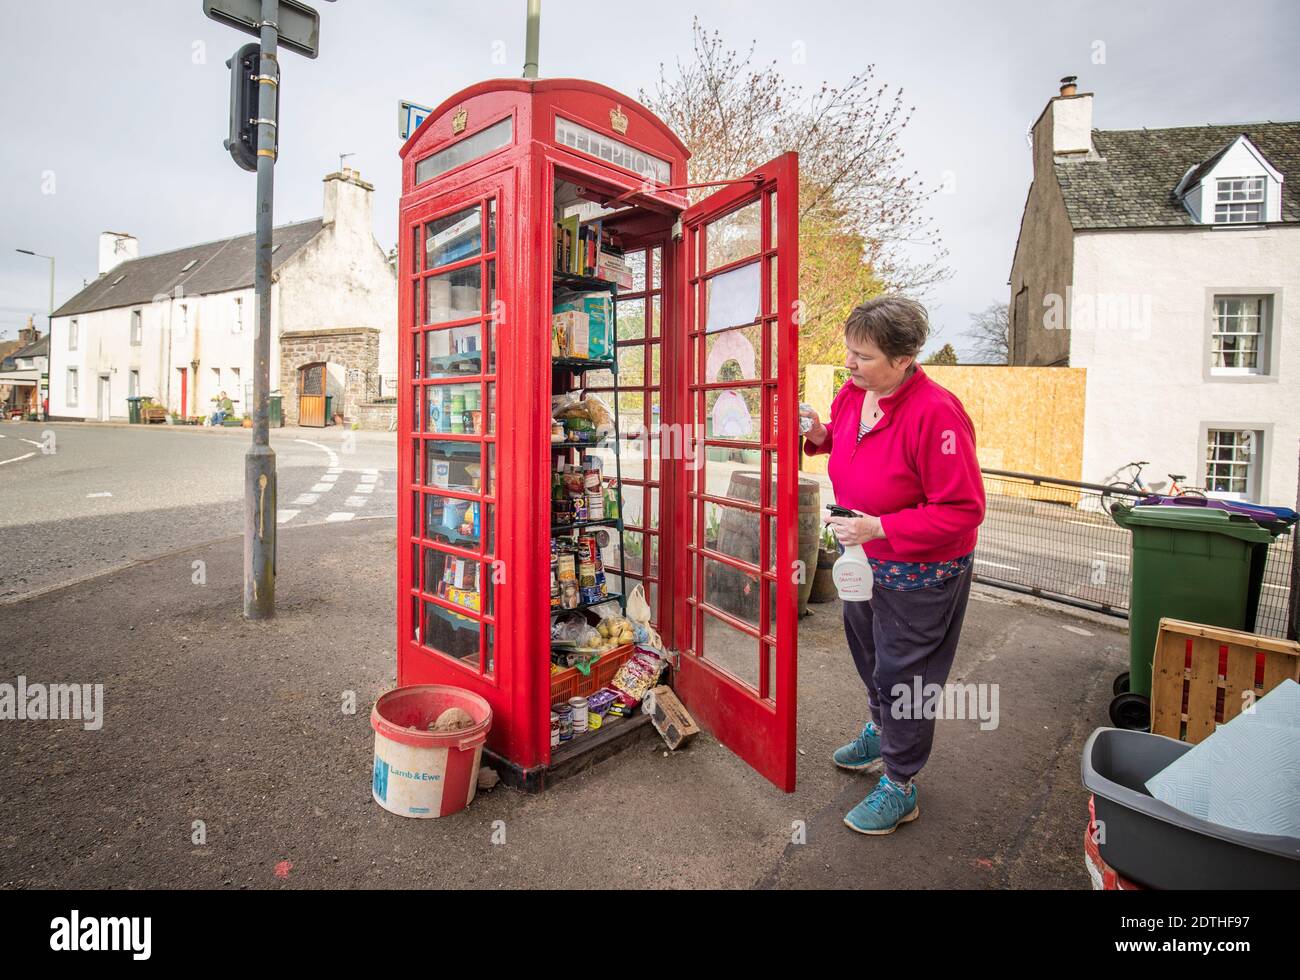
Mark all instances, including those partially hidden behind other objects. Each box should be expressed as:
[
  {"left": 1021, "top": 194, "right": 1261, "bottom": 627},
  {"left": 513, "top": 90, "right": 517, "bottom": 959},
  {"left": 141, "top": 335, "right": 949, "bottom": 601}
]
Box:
[
  {"left": 1176, "top": 488, "right": 1207, "bottom": 499},
  {"left": 1102, "top": 482, "right": 1132, "bottom": 514}
]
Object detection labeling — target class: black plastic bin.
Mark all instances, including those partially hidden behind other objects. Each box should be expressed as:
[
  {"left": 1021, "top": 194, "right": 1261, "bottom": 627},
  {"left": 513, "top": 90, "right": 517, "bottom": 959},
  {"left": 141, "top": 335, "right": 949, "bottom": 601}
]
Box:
[{"left": 1082, "top": 727, "right": 1300, "bottom": 889}]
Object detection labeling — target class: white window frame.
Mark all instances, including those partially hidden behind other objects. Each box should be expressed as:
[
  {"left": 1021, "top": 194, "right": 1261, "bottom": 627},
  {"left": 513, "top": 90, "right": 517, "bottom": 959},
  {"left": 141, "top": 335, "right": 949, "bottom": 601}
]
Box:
[
  {"left": 1203, "top": 427, "right": 1263, "bottom": 501},
  {"left": 1210, "top": 296, "right": 1266, "bottom": 375},
  {"left": 232, "top": 296, "right": 243, "bottom": 334},
  {"left": 1204, "top": 288, "right": 1281, "bottom": 382},
  {"left": 130, "top": 308, "right": 143, "bottom": 347},
  {"left": 1213, "top": 177, "right": 1265, "bottom": 224},
  {"left": 67, "top": 368, "right": 79, "bottom": 406},
  {"left": 68, "top": 319, "right": 78, "bottom": 351}
]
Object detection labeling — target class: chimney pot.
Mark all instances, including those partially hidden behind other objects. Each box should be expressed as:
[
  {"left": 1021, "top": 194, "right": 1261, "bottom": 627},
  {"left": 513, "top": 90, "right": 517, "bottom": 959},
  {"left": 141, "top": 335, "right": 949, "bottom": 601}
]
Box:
[{"left": 1059, "top": 75, "right": 1079, "bottom": 97}]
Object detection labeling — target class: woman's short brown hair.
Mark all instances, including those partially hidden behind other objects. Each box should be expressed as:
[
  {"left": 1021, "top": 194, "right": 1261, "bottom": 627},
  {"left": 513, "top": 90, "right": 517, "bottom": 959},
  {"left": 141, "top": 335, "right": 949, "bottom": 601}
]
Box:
[{"left": 844, "top": 296, "right": 930, "bottom": 362}]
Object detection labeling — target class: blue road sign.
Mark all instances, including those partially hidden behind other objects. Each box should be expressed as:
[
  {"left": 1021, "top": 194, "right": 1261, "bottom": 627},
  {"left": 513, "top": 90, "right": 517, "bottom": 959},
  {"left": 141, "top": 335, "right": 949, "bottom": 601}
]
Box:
[{"left": 400, "top": 100, "right": 433, "bottom": 140}]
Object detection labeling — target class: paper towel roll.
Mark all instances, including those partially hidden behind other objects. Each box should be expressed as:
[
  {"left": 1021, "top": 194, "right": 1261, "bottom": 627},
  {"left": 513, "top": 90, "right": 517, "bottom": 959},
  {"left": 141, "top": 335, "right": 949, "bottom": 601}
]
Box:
[
  {"left": 452, "top": 284, "right": 480, "bottom": 319},
  {"left": 426, "top": 278, "right": 452, "bottom": 324}
]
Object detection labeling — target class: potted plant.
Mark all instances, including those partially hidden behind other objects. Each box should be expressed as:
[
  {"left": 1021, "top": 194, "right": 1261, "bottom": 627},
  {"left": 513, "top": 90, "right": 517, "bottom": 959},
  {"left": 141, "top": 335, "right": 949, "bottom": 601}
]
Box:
[
  {"left": 808, "top": 523, "right": 841, "bottom": 604},
  {"left": 704, "top": 504, "right": 722, "bottom": 551},
  {"left": 622, "top": 531, "right": 643, "bottom": 576}
]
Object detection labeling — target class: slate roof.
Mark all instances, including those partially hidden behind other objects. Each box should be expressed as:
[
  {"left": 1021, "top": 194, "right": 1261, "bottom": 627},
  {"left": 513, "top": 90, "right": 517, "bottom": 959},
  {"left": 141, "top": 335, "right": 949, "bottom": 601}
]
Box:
[
  {"left": 1054, "top": 121, "right": 1300, "bottom": 229},
  {"left": 9, "top": 334, "right": 49, "bottom": 360},
  {"left": 52, "top": 218, "right": 324, "bottom": 318}
]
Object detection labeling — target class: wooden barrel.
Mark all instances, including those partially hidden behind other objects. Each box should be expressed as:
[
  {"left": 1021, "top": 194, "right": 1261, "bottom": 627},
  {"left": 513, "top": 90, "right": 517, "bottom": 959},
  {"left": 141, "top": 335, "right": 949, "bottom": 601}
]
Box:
[{"left": 708, "top": 471, "right": 821, "bottom": 622}]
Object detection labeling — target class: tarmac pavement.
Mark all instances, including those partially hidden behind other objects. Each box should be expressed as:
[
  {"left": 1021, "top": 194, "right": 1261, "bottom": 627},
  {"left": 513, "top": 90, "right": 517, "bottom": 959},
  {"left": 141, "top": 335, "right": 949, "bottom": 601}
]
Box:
[{"left": 0, "top": 519, "right": 1127, "bottom": 889}]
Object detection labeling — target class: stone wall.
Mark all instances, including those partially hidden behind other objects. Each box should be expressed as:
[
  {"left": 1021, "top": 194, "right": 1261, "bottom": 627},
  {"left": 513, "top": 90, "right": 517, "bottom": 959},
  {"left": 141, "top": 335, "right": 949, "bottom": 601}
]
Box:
[
  {"left": 279, "top": 327, "right": 379, "bottom": 426},
  {"left": 353, "top": 400, "right": 397, "bottom": 431}
]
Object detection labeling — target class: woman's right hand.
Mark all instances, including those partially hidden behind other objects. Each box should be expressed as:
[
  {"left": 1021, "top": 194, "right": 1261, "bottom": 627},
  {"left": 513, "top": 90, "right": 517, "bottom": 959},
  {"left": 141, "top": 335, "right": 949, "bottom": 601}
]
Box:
[{"left": 799, "top": 403, "right": 827, "bottom": 444}]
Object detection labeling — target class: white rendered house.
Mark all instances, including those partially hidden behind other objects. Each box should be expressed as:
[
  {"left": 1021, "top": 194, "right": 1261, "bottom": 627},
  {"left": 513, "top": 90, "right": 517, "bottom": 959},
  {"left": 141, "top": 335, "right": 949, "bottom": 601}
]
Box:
[
  {"left": 48, "top": 168, "right": 397, "bottom": 427},
  {"left": 1009, "top": 79, "right": 1299, "bottom": 506}
]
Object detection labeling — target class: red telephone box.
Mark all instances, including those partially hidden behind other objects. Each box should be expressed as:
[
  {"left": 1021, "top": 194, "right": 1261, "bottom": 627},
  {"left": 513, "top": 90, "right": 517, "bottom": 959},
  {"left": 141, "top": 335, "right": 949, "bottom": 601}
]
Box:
[{"left": 396, "top": 77, "right": 801, "bottom": 791}]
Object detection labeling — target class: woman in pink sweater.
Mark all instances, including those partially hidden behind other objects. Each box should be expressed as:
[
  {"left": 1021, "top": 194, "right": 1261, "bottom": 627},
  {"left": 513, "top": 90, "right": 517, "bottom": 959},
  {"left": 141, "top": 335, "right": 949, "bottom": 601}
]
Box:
[{"left": 802, "top": 296, "right": 986, "bottom": 836}]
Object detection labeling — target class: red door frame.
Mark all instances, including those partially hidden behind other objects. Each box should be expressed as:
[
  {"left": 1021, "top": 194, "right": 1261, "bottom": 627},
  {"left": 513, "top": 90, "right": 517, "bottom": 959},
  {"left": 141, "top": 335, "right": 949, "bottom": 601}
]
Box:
[
  {"left": 397, "top": 164, "right": 527, "bottom": 764},
  {"left": 176, "top": 368, "right": 187, "bottom": 418},
  {"left": 669, "top": 152, "right": 800, "bottom": 792}
]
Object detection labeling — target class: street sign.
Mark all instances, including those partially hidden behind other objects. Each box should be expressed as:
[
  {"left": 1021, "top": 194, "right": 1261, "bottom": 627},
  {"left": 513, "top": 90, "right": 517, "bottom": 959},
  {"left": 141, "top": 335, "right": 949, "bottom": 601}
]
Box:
[
  {"left": 399, "top": 100, "right": 433, "bottom": 140},
  {"left": 203, "top": 0, "right": 321, "bottom": 58}
]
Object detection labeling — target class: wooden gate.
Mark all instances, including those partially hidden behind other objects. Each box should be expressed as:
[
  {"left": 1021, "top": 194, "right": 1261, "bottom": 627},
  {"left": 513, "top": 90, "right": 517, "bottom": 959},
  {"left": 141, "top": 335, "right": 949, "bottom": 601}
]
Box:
[{"left": 298, "top": 362, "right": 326, "bottom": 427}]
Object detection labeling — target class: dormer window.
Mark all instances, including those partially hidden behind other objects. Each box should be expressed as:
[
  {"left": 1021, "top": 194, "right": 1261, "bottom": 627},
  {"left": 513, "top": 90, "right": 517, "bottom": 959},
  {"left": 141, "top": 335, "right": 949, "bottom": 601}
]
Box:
[
  {"left": 1174, "top": 134, "right": 1282, "bottom": 225},
  {"left": 1214, "top": 177, "right": 1265, "bottom": 223}
]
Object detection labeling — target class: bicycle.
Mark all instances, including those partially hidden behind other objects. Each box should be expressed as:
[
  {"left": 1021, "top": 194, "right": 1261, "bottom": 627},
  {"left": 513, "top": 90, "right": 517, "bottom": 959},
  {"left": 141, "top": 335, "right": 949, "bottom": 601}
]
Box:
[{"left": 1100, "top": 460, "right": 1207, "bottom": 509}]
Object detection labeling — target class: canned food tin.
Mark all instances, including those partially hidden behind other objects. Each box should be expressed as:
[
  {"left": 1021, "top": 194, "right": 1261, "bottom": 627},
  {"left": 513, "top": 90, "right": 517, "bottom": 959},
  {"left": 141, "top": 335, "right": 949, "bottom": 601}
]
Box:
[
  {"left": 568, "top": 697, "right": 589, "bottom": 733},
  {"left": 553, "top": 703, "right": 574, "bottom": 741},
  {"left": 550, "top": 711, "right": 560, "bottom": 747}
]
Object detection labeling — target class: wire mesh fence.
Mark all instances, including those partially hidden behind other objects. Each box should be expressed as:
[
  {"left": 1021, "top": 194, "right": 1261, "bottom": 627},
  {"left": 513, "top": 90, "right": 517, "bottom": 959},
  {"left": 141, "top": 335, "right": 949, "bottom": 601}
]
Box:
[{"left": 975, "top": 469, "right": 1295, "bottom": 639}]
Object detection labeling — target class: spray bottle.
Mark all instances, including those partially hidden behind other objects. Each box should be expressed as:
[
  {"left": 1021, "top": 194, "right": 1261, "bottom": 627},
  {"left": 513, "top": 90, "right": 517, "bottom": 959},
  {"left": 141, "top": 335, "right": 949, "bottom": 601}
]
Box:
[{"left": 826, "top": 504, "right": 874, "bottom": 601}]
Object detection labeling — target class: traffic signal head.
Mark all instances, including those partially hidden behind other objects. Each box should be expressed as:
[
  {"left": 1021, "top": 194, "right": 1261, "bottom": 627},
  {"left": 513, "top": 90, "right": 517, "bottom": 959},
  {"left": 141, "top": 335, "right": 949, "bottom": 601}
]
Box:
[{"left": 224, "top": 42, "right": 275, "bottom": 172}]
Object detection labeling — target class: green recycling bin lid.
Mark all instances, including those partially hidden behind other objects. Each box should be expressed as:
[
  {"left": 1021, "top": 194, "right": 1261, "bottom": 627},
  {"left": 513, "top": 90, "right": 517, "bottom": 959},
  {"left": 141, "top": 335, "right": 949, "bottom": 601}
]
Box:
[{"left": 1113, "top": 503, "right": 1272, "bottom": 543}]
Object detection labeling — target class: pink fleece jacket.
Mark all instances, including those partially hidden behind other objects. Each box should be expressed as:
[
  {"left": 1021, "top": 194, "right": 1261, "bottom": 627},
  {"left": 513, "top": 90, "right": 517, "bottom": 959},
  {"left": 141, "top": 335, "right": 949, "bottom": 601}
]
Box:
[{"left": 803, "top": 367, "right": 986, "bottom": 562}]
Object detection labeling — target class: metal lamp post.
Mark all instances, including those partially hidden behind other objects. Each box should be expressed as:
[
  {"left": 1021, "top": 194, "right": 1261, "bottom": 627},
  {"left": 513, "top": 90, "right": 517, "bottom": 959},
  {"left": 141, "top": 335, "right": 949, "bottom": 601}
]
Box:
[{"left": 15, "top": 248, "right": 54, "bottom": 421}]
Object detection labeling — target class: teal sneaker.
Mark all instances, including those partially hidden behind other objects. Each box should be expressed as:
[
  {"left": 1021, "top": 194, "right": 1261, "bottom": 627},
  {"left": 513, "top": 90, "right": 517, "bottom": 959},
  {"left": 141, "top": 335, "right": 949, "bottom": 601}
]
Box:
[
  {"left": 844, "top": 775, "right": 920, "bottom": 835},
  {"left": 832, "top": 720, "right": 883, "bottom": 773}
]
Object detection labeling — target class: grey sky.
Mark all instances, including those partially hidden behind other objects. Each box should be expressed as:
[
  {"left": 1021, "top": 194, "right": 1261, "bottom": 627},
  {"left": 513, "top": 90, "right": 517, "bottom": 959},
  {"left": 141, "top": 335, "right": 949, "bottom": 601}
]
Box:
[{"left": 2, "top": 0, "right": 1298, "bottom": 354}]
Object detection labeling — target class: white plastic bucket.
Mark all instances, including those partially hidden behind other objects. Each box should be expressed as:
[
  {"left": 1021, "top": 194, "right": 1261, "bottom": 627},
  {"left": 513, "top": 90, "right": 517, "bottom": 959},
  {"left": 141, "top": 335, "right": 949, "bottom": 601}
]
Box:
[{"left": 370, "top": 685, "right": 493, "bottom": 818}]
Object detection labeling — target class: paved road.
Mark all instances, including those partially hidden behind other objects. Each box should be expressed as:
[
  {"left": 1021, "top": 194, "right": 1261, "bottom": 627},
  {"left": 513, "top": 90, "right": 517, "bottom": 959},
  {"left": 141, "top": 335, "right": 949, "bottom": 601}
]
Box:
[{"left": 0, "top": 422, "right": 396, "bottom": 601}]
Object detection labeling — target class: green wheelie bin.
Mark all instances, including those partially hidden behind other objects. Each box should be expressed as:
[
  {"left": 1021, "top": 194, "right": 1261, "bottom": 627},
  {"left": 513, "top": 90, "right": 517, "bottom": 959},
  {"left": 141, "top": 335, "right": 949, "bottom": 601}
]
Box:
[
  {"left": 269, "top": 393, "right": 283, "bottom": 428},
  {"left": 126, "top": 396, "right": 143, "bottom": 424},
  {"left": 1108, "top": 503, "right": 1273, "bottom": 730}
]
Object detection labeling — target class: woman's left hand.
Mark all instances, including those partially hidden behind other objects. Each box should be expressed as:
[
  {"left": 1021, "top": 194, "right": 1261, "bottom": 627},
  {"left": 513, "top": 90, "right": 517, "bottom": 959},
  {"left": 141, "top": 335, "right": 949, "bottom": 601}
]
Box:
[{"left": 826, "top": 514, "right": 884, "bottom": 546}]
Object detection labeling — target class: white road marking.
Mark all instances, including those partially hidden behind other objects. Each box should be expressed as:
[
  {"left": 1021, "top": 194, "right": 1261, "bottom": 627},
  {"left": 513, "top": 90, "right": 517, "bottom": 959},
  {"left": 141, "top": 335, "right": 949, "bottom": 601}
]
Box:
[
  {"left": 294, "top": 438, "right": 341, "bottom": 467},
  {"left": 310, "top": 483, "right": 333, "bottom": 493},
  {"left": 326, "top": 467, "right": 343, "bottom": 475},
  {"left": 363, "top": 468, "right": 378, "bottom": 475},
  {"left": 354, "top": 484, "right": 375, "bottom": 494},
  {"left": 359, "top": 473, "right": 378, "bottom": 484},
  {"left": 0, "top": 452, "right": 35, "bottom": 466},
  {"left": 325, "top": 511, "right": 354, "bottom": 522},
  {"left": 277, "top": 509, "right": 300, "bottom": 524},
  {"left": 320, "top": 474, "right": 339, "bottom": 483},
  {"left": 86, "top": 491, "right": 112, "bottom": 498},
  {"left": 1060, "top": 624, "right": 1094, "bottom": 637},
  {"left": 20, "top": 438, "right": 44, "bottom": 448},
  {"left": 293, "top": 492, "right": 320, "bottom": 506},
  {"left": 975, "top": 558, "right": 1020, "bottom": 571},
  {"left": 344, "top": 495, "right": 368, "bottom": 508}
]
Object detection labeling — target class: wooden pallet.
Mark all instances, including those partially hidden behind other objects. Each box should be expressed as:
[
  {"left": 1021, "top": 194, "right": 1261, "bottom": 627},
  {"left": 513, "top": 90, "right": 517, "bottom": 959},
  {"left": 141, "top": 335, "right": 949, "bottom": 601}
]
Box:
[{"left": 1150, "top": 617, "right": 1300, "bottom": 744}]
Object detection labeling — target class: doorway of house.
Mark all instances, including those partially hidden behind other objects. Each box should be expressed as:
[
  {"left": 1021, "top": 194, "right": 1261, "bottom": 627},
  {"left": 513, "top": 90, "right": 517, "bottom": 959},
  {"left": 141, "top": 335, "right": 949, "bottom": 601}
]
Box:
[
  {"left": 176, "top": 367, "right": 188, "bottom": 419},
  {"left": 298, "top": 361, "right": 327, "bottom": 427},
  {"left": 97, "top": 374, "right": 111, "bottom": 421}
]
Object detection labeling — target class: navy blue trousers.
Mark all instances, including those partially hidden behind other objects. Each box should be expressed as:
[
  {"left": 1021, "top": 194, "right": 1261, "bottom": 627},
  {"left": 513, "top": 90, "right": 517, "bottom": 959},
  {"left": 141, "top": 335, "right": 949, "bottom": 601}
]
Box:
[{"left": 841, "top": 562, "right": 974, "bottom": 782}]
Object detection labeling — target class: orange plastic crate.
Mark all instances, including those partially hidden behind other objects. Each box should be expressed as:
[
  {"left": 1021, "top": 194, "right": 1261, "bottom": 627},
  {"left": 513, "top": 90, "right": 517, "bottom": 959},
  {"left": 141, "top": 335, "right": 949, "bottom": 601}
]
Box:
[{"left": 549, "top": 644, "right": 635, "bottom": 706}]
